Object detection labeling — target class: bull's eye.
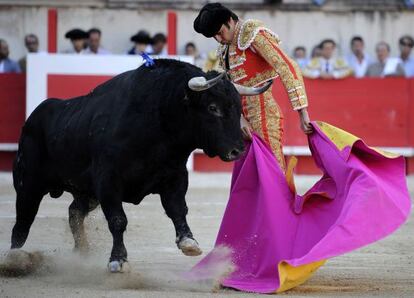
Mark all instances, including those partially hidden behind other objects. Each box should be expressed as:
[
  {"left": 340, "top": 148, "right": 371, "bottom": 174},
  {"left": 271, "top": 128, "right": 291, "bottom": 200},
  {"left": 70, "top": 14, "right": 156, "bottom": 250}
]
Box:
[{"left": 208, "top": 104, "right": 222, "bottom": 117}]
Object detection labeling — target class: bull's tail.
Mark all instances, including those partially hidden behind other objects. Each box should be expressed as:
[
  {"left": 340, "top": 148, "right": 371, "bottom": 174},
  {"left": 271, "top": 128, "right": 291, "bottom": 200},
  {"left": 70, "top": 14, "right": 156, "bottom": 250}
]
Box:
[
  {"left": 13, "top": 133, "right": 29, "bottom": 194},
  {"left": 11, "top": 132, "right": 46, "bottom": 248},
  {"left": 11, "top": 99, "right": 58, "bottom": 249},
  {"left": 13, "top": 106, "right": 46, "bottom": 193},
  {"left": 13, "top": 98, "right": 61, "bottom": 192}
]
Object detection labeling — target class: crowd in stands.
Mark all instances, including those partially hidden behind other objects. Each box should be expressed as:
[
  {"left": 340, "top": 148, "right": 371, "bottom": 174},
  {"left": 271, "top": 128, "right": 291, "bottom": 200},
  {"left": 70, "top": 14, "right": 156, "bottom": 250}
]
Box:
[
  {"left": 1, "top": 28, "right": 413, "bottom": 78},
  {"left": 294, "top": 36, "right": 414, "bottom": 78},
  {"left": 0, "top": 28, "right": 170, "bottom": 73}
]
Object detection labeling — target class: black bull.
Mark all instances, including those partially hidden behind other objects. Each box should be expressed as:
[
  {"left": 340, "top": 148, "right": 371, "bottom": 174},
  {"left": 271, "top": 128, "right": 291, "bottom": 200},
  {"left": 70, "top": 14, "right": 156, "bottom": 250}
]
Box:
[{"left": 10, "top": 59, "right": 266, "bottom": 271}]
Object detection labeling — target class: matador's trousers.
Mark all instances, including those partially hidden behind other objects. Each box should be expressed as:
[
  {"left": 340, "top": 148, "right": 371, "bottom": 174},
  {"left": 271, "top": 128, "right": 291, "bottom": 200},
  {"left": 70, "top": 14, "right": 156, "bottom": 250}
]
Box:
[{"left": 242, "top": 89, "right": 286, "bottom": 172}]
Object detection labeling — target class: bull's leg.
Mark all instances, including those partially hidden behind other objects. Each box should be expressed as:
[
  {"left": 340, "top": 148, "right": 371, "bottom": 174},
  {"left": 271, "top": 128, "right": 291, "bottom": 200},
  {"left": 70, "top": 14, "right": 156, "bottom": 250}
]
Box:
[
  {"left": 160, "top": 170, "right": 202, "bottom": 256},
  {"left": 11, "top": 191, "right": 44, "bottom": 249},
  {"left": 68, "top": 196, "right": 99, "bottom": 253},
  {"left": 101, "top": 202, "right": 129, "bottom": 272},
  {"left": 68, "top": 197, "right": 97, "bottom": 253},
  {"left": 95, "top": 174, "right": 129, "bottom": 273}
]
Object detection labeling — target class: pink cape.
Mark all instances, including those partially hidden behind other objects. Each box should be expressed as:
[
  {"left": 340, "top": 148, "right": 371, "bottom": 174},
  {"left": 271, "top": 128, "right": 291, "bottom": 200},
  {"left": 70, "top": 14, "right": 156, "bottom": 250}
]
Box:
[{"left": 188, "top": 121, "right": 411, "bottom": 293}]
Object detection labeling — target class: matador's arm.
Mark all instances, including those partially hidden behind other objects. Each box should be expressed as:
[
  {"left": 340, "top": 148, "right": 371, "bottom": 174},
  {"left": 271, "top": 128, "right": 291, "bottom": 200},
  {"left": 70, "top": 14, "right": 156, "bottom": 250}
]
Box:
[{"left": 251, "top": 30, "right": 308, "bottom": 110}]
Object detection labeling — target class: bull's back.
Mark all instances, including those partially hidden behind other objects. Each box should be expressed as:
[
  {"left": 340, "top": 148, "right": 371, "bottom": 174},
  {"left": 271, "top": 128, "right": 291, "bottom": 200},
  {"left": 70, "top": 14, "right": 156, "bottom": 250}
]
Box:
[
  {"left": 19, "top": 97, "right": 93, "bottom": 166},
  {"left": 17, "top": 70, "right": 135, "bottom": 172},
  {"left": 17, "top": 98, "right": 64, "bottom": 153}
]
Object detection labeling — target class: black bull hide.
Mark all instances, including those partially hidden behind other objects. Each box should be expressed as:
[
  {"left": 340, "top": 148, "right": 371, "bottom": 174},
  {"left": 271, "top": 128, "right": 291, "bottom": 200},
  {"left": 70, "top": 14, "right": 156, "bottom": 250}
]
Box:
[{"left": 10, "top": 59, "right": 244, "bottom": 267}]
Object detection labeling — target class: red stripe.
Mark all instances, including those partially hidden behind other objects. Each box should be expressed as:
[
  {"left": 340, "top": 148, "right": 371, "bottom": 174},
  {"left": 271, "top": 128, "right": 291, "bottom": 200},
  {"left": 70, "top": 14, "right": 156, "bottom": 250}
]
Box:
[
  {"left": 259, "top": 94, "right": 270, "bottom": 145},
  {"left": 167, "top": 11, "right": 177, "bottom": 55},
  {"left": 263, "top": 35, "right": 298, "bottom": 80},
  {"left": 47, "top": 9, "right": 58, "bottom": 53}
]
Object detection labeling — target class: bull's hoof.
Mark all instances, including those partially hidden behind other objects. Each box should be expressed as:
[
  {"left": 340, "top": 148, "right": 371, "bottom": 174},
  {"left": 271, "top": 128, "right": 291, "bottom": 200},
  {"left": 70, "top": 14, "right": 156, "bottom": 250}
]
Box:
[
  {"left": 107, "top": 260, "right": 130, "bottom": 273},
  {"left": 177, "top": 237, "right": 202, "bottom": 256},
  {"left": 73, "top": 242, "right": 90, "bottom": 255}
]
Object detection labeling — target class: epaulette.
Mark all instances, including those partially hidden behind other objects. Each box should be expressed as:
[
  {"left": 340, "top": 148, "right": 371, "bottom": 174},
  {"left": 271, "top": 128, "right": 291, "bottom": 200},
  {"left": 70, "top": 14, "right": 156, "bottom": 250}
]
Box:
[{"left": 237, "top": 19, "right": 281, "bottom": 50}]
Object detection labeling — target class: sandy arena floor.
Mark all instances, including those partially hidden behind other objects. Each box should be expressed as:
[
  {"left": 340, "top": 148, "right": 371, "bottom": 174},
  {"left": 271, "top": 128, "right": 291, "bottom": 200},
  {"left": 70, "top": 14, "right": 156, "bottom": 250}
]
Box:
[{"left": 0, "top": 172, "right": 413, "bottom": 298}]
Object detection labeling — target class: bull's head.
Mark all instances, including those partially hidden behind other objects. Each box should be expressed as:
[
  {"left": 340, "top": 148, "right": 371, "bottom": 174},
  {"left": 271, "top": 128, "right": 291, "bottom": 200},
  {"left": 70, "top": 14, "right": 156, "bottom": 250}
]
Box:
[{"left": 186, "top": 71, "right": 272, "bottom": 162}]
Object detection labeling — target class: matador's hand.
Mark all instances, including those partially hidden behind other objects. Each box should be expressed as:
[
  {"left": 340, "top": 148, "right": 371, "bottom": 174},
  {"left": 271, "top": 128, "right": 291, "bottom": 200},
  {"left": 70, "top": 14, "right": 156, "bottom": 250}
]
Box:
[
  {"left": 299, "top": 108, "right": 313, "bottom": 135},
  {"left": 240, "top": 115, "right": 253, "bottom": 141}
]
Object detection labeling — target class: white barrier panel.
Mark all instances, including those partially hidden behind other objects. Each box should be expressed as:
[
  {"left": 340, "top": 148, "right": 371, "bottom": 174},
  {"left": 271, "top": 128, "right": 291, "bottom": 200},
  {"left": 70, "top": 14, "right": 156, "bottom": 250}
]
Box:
[
  {"left": 26, "top": 53, "right": 193, "bottom": 118},
  {"left": 26, "top": 53, "right": 195, "bottom": 170}
]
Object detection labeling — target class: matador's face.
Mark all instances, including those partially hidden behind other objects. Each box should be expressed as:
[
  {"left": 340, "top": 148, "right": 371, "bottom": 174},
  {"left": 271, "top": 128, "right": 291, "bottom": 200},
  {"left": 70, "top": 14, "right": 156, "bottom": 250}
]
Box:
[{"left": 214, "top": 19, "right": 237, "bottom": 45}]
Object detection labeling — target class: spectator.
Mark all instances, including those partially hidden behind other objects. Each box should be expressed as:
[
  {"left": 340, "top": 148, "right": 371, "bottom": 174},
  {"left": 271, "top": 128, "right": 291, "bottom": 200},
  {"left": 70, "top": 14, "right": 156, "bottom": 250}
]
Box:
[
  {"left": 0, "top": 39, "right": 21, "bottom": 73},
  {"left": 64, "top": 29, "right": 88, "bottom": 54},
  {"left": 346, "top": 36, "right": 372, "bottom": 78},
  {"left": 184, "top": 42, "right": 206, "bottom": 68},
  {"left": 128, "top": 30, "right": 151, "bottom": 55},
  {"left": 311, "top": 44, "right": 322, "bottom": 58},
  {"left": 398, "top": 35, "right": 414, "bottom": 77},
  {"left": 18, "top": 34, "right": 44, "bottom": 72},
  {"left": 84, "top": 28, "right": 111, "bottom": 55},
  {"left": 292, "top": 46, "right": 308, "bottom": 69},
  {"left": 303, "top": 39, "right": 353, "bottom": 79},
  {"left": 147, "top": 33, "right": 167, "bottom": 55},
  {"left": 366, "top": 42, "right": 405, "bottom": 77}
]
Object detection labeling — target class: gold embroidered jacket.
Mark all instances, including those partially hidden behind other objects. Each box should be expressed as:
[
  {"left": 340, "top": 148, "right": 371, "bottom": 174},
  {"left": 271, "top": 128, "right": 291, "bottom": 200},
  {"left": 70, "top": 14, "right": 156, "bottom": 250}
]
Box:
[{"left": 217, "top": 19, "right": 308, "bottom": 110}]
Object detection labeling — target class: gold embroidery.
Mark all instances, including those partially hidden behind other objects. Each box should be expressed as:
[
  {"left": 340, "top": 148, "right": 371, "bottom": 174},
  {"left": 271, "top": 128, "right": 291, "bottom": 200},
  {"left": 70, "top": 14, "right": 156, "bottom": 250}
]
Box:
[
  {"left": 238, "top": 19, "right": 281, "bottom": 50},
  {"left": 216, "top": 44, "right": 226, "bottom": 70},
  {"left": 239, "top": 20, "right": 265, "bottom": 49},
  {"left": 228, "top": 68, "right": 247, "bottom": 82},
  {"left": 242, "top": 68, "right": 278, "bottom": 87},
  {"left": 263, "top": 90, "right": 286, "bottom": 171},
  {"left": 252, "top": 30, "right": 308, "bottom": 110},
  {"left": 229, "top": 49, "right": 246, "bottom": 69},
  {"left": 231, "top": 21, "right": 311, "bottom": 172},
  {"left": 243, "top": 90, "right": 286, "bottom": 171},
  {"left": 216, "top": 44, "right": 247, "bottom": 72}
]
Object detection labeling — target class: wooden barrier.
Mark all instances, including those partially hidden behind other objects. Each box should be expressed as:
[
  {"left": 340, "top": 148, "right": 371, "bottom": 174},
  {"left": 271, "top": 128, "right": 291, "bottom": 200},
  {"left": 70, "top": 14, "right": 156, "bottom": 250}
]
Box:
[
  {"left": 196, "top": 78, "right": 414, "bottom": 174},
  {"left": 1, "top": 74, "right": 413, "bottom": 173},
  {"left": 0, "top": 74, "right": 25, "bottom": 143}
]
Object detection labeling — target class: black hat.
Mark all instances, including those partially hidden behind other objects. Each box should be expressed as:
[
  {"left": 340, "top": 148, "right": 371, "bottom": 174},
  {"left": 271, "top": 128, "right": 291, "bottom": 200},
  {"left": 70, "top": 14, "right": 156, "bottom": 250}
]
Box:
[
  {"left": 65, "top": 29, "right": 88, "bottom": 40},
  {"left": 130, "top": 30, "right": 151, "bottom": 44},
  {"left": 193, "top": 3, "right": 233, "bottom": 38}
]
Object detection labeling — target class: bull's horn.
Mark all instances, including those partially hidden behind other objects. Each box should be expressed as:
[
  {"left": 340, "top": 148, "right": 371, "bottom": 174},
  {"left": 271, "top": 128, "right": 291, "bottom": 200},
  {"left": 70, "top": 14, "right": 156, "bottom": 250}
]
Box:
[
  {"left": 233, "top": 80, "right": 273, "bottom": 96},
  {"left": 188, "top": 72, "right": 225, "bottom": 91}
]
